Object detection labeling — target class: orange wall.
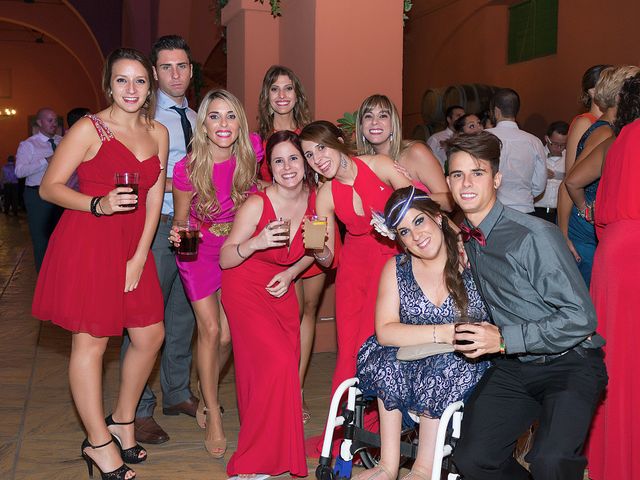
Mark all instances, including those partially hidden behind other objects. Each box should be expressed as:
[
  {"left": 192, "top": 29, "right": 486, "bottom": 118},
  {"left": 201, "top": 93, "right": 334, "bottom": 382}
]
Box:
[
  {"left": 1, "top": 40, "right": 98, "bottom": 164},
  {"left": 403, "top": 0, "right": 640, "bottom": 138},
  {"left": 223, "top": 0, "right": 404, "bottom": 130}
]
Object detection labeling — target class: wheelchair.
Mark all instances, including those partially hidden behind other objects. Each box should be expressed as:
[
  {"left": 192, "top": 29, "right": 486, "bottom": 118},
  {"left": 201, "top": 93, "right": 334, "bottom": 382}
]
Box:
[{"left": 316, "top": 377, "right": 464, "bottom": 480}]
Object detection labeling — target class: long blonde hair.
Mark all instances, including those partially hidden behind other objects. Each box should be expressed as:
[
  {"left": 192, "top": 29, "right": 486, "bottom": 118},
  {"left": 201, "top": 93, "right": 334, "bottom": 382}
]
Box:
[
  {"left": 188, "top": 89, "right": 256, "bottom": 220},
  {"left": 355, "top": 94, "right": 403, "bottom": 159}
]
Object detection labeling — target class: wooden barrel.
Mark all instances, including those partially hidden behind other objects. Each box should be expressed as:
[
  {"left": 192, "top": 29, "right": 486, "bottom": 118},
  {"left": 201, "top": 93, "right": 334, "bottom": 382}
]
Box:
[
  {"left": 421, "top": 87, "right": 447, "bottom": 123},
  {"left": 444, "top": 84, "right": 500, "bottom": 115},
  {"left": 411, "top": 124, "right": 434, "bottom": 143}
]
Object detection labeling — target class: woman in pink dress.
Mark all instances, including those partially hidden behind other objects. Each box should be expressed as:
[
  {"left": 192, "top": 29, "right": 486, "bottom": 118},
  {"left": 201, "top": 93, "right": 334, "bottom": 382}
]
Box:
[
  {"left": 32, "top": 48, "right": 167, "bottom": 479},
  {"left": 220, "top": 130, "right": 315, "bottom": 479},
  {"left": 169, "top": 89, "right": 257, "bottom": 457},
  {"left": 355, "top": 94, "right": 453, "bottom": 212},
  {"left": 299, "top": 121, "right": 411, "bottom": 394},
  {"left": 586, "top": 72, "right": 640, "bottom": 480}
]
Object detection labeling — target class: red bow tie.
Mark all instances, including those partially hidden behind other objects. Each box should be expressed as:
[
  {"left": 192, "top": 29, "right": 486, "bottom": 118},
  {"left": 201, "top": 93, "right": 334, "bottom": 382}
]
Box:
[{"left": 460, "top": 223, "right": 486, "bottom": 246}]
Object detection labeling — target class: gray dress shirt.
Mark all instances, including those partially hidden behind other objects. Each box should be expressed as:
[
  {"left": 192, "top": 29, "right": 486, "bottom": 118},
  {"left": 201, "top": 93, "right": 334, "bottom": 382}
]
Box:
[{"left": 464, "top": 200, "right": 604, "bottom": 362}]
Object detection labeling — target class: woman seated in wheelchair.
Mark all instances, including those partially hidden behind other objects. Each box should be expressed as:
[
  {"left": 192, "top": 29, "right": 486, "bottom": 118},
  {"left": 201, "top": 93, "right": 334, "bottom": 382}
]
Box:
[{"left": 355, "top": 186, "right": 490, "bottom": 480}]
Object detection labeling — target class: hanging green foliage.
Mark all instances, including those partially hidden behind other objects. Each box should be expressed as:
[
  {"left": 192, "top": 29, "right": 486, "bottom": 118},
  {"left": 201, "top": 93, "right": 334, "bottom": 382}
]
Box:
[{"left": 218, "top": 0, "right": 412, "bottom": 20}]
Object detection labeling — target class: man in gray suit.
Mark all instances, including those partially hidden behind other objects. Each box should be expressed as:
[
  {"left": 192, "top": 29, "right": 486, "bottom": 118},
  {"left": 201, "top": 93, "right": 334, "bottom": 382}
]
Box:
[{"left": 122, "top": 35, "right": 198, "bottom": 444}]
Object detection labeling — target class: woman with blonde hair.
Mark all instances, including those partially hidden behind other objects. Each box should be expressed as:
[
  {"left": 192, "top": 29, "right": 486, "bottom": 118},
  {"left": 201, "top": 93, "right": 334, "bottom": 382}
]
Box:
[
  {"left": 355, "top": 94, "right": 453, "bottom": 212},
  {"left": 170, "top": 89, "right": 258, "bottom": 457}
]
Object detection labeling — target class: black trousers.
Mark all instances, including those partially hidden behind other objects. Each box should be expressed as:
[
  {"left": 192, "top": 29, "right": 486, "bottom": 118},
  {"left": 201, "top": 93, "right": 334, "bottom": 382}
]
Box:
[
  {"left": 453, "top": 348, "right": 607, "bottom": 480},
  {"left": 3, "top": 183, "right": 19, "bottom": 214},
  {"left": 533, "top": 207, "right": 557, "bottom": 224},
  {"left": 23, "top": 186, "right": 62, "bottom": 272}
]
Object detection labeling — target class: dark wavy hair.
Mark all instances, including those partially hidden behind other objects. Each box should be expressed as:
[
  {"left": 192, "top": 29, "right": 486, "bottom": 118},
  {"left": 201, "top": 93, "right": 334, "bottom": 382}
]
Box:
[
  {"left": 614, "top": 73, "right": 640, "bottom": 135},
  {"left": 264, "top": 130, "right": 314, "bottom": 189},
  {"left": 580, "top": 64, "right": 611, "bottom": 109},
  {"left": 384, "top": 186, "right": 468, "bottom": 315},
  {"left": 258, "top": 65, "right": 311, "bottom": 141}
]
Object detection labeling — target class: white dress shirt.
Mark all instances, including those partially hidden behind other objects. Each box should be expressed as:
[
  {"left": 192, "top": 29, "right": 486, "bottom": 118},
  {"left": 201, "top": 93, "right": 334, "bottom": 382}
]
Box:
[
  {"left": 427, "top": 127, "right": 454, "bottom": 170},
  {"left": 534, "top": 146, "right": 565, "bottom": 209},
  {"left": 487, "top": 121, "right": 547, "bottom": 213},
  {"left": 154, "top": 89, "right": 197, "bottom": 215},
  {"left": 15, "top": 132, "right": 62, "bottom": 186}
]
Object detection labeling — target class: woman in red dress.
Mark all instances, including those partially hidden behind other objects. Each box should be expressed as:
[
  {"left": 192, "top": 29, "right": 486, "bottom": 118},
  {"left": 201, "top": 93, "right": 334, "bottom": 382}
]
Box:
[
  {"left": 586, "top": 72, "right": 640, "bottom": 480},
  {"left": 299, "top": 121, "right": 411, "bottom": 394},
  {"left": 256, "top": 65, "right": 333, "bottom": 423},
  {"left": 32, "top": 48, "right": 167, "bottom": 479},
  {"left": 220, "top": 130, "right": 315, "bottom": 479}
]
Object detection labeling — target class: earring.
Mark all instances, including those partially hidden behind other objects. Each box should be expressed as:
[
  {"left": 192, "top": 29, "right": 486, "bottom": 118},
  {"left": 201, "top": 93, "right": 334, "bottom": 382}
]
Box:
[
  {"left": 314, "top": 172, "right": 319, "bottom": 184},
  {"left": 362, "top": 135, "right": 367, "bottom": 145},
  {"left": 340, "top": 155, "right": 348, "bottom": 169},
  {"left": 389, "top": 131, "right": 394, "bottom": 140}
]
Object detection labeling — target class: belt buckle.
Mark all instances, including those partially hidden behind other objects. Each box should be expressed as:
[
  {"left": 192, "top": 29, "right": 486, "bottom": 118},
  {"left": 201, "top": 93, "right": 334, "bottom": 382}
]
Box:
[{"left": 208, "top": 222, "right": 233, "bottom": 237}]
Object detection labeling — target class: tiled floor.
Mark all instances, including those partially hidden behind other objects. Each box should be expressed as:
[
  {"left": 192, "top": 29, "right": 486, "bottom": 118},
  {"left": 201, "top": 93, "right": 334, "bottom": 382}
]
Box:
[{"left": 0, "top": 212, "right": 337, "bottom": 479}]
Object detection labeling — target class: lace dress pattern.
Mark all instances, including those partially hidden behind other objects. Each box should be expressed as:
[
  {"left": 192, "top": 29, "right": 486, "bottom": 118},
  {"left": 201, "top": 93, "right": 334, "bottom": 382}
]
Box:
[{"left": 356, "top": 255, "right": 491, "bottom": 420}]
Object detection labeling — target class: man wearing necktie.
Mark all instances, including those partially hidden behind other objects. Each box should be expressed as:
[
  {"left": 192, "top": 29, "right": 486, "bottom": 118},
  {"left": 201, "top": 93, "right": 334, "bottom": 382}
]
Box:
[
  {"left": 446, "top": 131, "right": 606, "bottom": 480},
  {"left": 15, "top": 107, "right": 63, "bottom": 271},
  {"left": 120, "top": 35, "right": 198, "bottom": 445}
]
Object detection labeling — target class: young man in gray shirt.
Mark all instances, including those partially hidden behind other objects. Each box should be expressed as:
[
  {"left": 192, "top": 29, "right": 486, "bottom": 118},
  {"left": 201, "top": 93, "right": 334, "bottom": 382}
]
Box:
[{"left": 446, "top": 131, "right": 607, "bottom": 480}]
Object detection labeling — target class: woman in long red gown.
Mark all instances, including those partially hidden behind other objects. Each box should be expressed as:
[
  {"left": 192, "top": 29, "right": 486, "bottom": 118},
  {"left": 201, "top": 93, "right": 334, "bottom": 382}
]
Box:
[
  {"left": 587, "top": 72, "right": 640, "bottom": 480},
  {"left": 32, "top": 48, "right": 167, "bottom": 479},
  {"left": 299, "top": 121, "right": 411, "bottom": 394},
  {"left": 220, "top": 130, "right": 315, "bottom": 479}
]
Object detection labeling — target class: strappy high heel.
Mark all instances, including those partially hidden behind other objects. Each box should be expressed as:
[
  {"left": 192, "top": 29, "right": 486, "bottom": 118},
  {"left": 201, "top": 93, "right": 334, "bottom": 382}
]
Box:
[
  {"left": 204, "top": 407, "right": 227, "bottom": 458},
  {"left": 196, "top": 380, "right": 224, "bottom": 430},
  {"left": 105, "top": 415, "right": 147, "bottom": 464},
  {"left": 81, "top": 437, "right": 135, "bottom": 479},
  {"left": 196, "top": 381, "right": 206, "bottom": 430}
]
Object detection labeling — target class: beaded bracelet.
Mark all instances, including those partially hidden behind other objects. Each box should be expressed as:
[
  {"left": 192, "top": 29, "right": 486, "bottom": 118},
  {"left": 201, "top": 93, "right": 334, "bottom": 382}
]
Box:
[{"left": 90, "top": 196, "right": 103, "bottom": 217}]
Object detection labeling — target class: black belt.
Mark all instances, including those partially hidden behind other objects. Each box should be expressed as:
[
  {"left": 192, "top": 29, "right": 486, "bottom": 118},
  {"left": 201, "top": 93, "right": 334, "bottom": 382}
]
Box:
[
  {"left": 25, "top": 185, "right": 39, "bottom": 189},
  {"left": 535, "top": 207, "right": 557, "bottom": 214},
  {"left": 528, "top": 345, "right": 594, "bottom": 365}
]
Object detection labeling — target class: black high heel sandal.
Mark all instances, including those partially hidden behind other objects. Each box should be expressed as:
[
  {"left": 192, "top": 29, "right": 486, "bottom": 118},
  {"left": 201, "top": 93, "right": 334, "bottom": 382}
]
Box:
[
  {"left": 81, "top": 437, "right": 135, "bottom": 479},
  {"left": 105, "top": 415, "right": 147, "bottom": 464}
]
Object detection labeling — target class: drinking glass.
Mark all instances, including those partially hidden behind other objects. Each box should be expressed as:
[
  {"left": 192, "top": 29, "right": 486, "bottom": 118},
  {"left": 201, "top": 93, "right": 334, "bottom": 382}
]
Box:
[
  {"left": 174, "top": 219, "right": 201, "bottom": 256},
  {"left": 114, "top": 172, "right": 139, "bottom": 208},
  {"left": 269, "top": 217, "right": 291, "bottom": 247},
  {"left": 303, "top": 215, "right": 327, "bottom": 251}
]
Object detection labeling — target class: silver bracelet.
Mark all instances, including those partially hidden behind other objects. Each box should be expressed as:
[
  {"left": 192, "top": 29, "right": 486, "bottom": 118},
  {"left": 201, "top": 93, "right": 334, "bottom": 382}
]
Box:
[
  {"left": 314, "top": 249, "right": 331, "bottom": 262},
  {"left": 236, "top": 243, "right": 247, "bottom": 259}
]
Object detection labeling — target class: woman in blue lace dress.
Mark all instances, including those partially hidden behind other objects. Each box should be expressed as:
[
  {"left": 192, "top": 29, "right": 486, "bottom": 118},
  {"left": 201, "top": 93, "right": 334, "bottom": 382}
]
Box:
[{"left": 354, "top": 186, "right": 490, "bottom": 480}]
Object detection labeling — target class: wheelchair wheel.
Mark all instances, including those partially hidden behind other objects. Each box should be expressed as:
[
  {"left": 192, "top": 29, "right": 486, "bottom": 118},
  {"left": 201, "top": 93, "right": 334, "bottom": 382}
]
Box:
[{"left": 352, "top": 395, "right": 419, "bottom": 469}]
